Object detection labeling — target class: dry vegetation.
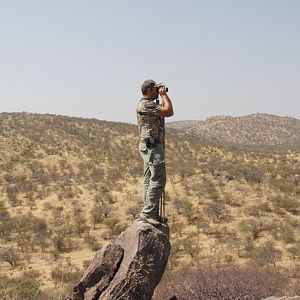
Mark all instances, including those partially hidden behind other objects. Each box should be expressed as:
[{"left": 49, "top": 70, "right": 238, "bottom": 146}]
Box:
[{"left": 0, "top": 112, "right": 299, "bottom": 299}]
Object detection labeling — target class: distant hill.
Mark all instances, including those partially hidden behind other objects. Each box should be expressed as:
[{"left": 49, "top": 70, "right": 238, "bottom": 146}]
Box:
[
  {"left": 166, "top": 120, "right": 200, "bottom": 130},
  {"left": 168, "top": 113, "right": 300, "bottom": 150}
]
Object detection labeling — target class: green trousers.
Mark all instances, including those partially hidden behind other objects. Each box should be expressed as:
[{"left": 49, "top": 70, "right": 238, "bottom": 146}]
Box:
[{"left": 139, "top": 142, "right": 166, "bottom": 219}]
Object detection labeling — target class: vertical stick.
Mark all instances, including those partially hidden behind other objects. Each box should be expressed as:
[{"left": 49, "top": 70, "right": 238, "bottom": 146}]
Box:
[
  {"left": 157, "top": 98, "right": 166, "bottom": 222},
  {"left": 162, "top": 116, "right": 166, "bottom": 221}
]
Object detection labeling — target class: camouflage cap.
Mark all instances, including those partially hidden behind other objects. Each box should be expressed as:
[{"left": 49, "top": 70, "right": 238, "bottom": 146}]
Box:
[{"left": 141, "top": 79, "right": 162, "bottom": 93}]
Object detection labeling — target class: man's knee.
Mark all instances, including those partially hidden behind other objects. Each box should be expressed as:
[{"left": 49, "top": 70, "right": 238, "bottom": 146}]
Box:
[{"left": 149, "top": 179, "right": 166, "bottom": 189}]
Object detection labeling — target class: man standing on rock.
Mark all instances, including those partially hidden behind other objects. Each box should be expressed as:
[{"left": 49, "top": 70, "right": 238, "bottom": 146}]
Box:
[{"left": 136, "top": 79, "right": 174, "bottom": 226}]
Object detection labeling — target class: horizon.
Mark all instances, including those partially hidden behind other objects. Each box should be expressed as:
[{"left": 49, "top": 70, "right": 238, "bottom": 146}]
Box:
[
  {"left": 1, "top": 110, "right": 299, "bottom": 124},
  {"left": 1, "top": 1, "right": 299, "bottom": 123}
]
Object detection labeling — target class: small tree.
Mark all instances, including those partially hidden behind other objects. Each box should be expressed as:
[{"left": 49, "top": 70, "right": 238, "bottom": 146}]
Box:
[
  {"left": 126, "top": 206, "right": 140, "bottom": 219},
  {"left": 51, "top": 262, "right": 82, "bottom": 284},
  {"left": 243, "top": 167, "right": 264, "bottom": 184},
  {"left": 203, "top": 200, "right": 228, "bottom": 223},
  {"left": 0, "top": 247, "right": 19, "bottom": 267},
  {"left": 34, "top": 231, "right": 51, "bottom": 252},
  {"left": 99, "top": 204, "right": 112, "bottom": 218},
  {"left": 73, "top": 215, "right": 88, "bottom": 238},
  {"left": 90, "top": 206, "right": 103, "bottom": 228},
  {"left": 238, "top": 218, "right": 267, "bottom": 240},
  {"left": 83, "top": 235, "right": 102, "bottom": 251},
  {"left": 254, "top": 241, "right": 283, "bottom": 267},
  {"left": 0, "top": 201, "right": 9, "bottom": 221},
  {"left": 53, "top": 234, "right": 73, "bottom": 253}
]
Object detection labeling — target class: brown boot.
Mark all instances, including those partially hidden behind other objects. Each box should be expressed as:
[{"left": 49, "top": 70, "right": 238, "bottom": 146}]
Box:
[{"left": 138, "top": 214, "right": 161, "bottom": 226}]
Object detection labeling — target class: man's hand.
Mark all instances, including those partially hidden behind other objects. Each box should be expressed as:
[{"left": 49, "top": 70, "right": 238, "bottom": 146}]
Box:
[
  {"left": 159, "top": 86, "right": 168, "bottom": 97},
  {"left": 155, "top": 88, "right": 174, "bottom": 118}
]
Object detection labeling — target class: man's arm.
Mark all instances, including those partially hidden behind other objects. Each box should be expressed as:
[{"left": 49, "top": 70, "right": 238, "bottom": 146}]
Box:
[{"left": 156, "top": 86, "right": 174, "bottom": 117}]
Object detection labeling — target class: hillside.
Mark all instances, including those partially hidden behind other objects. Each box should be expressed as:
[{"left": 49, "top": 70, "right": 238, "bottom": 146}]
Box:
[
  {"left": 168, "top": 113, "right": 300, "bottom": 150},
  {"left": 0, "top": 112, "right": 299, "bottom": 298},
  {"left": 166, "top": 120, "right": 200, "bottom": 130}
]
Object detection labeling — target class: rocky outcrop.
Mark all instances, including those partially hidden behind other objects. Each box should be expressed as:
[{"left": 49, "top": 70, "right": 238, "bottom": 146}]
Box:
[{"left": 66, "top": 220, "right": 170, "bottom": 300}]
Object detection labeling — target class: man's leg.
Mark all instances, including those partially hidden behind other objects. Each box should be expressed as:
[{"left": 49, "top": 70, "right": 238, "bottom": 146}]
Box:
[
  {"left": 142, "top": 158, "right": 151, "bottom": 205},
  {"left": 141, "top": 144, "right": 166, "bottom": 219},
  {"left": 139, "top": 143, "right": 151, "bottom": 212}
]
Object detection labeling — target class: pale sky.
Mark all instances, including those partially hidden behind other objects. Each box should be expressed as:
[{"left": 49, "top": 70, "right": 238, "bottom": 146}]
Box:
[{"left": 0, "top": 0, "right": 299, "bottom": 123}]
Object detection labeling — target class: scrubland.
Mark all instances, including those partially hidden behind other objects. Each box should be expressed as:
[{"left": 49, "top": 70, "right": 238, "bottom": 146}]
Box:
[{"left": 0, "top": 112, "right": 299, "bottom": 299}]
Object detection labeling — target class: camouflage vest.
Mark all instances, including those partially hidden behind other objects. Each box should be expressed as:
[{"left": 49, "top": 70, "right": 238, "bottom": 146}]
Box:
[{"left": 136, "top": 98, "right": 165, "bottom": 144}]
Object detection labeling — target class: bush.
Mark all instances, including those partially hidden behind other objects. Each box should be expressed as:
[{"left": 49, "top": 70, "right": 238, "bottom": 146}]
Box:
[
  {"left": 126, "top": 206, "right": 141, "bottom": 219},
  {"left": 172, "top": 199, "right": 194, "bottom": 224},
  {"left": 83, "top": 259, "right": 92, "bottom": 269},
  {"left": 51, "top": 263, "right": 82, "bottom": 284},
  {"left": 17, "top": 278, "right": 41, "bottom": 300},
  {"left": 53, "top": 234, "right": 74, "bottom": 253},
  {"left": 0, "top": 275, "right": 41, "bottom": 300},
  {"left": 83, "top": 234, "right": 102, "bottom": 251},
  {"left": 100, "top": 229, "right": 113, "bottom": 240},
  {"left": 154, "top": 264, "right": 286, "bottom": 300},
  {"left": 269, "top": 194, "right": 299, "bottom": 214},
  {"left": 0, "top": 218, "right": 16, "bottom": 240},
  {"left": 253, "top": 241, "right": 283, "bottom": 267},
  {"left": 90, "top": 205, "right": 103, "bottom": 228},
  {"left": 99, "top": 204, "right": 112, "bottom": 218},
  {"left": 0, "top": 247, "right": 20, "bottom": 267},
  {"left": 0, "top": 201, "right": 9, "bottom": 221},
  {"left": 238, "top": 218, "right": 268, "bottom": 239},
  {"left": 203, "top": 200, "right": 228, "bottom": 223},
  {"left": 246, "top": 202, "right": 272, "bottom": 217},
  {"left": 242, "top": 167, "right": 264, "bottom": 184}
]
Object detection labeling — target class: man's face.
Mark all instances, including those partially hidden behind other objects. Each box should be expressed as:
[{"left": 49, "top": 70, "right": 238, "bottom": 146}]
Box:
[{"left": 148, "top": 86, "right": 159, "bottom": 100}]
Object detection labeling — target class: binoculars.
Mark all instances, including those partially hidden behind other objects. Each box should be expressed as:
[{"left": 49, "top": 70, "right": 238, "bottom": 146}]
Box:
[{"left": 156, "top": 85, "right": 169, "bottom": 92}]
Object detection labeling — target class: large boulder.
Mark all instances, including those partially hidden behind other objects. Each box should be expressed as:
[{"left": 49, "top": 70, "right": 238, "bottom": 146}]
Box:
[{"left": 66, "top": 220, "right": 170, "bottom": 300}]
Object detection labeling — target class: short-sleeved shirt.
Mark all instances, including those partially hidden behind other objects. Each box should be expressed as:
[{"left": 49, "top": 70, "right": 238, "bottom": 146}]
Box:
[{"left": 136, "top": 98, "right": 165, "bottom": 144}]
